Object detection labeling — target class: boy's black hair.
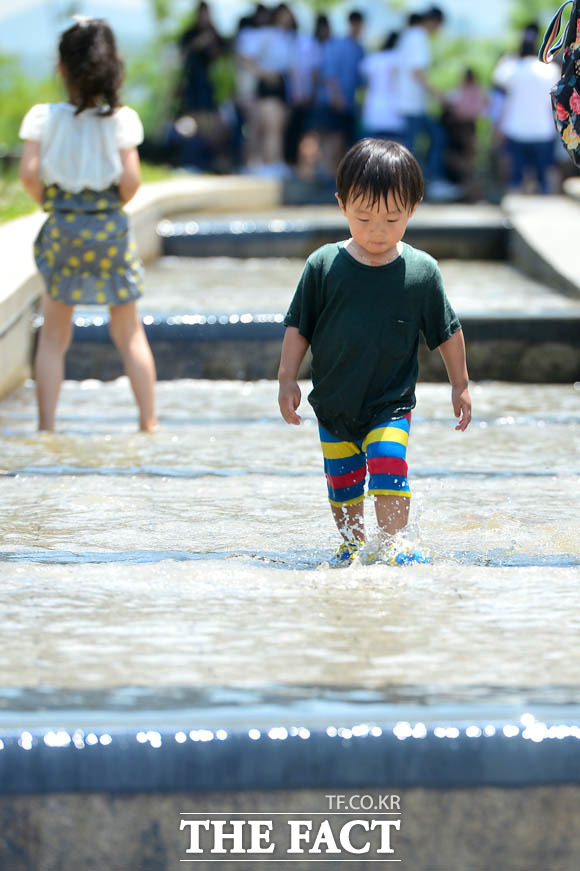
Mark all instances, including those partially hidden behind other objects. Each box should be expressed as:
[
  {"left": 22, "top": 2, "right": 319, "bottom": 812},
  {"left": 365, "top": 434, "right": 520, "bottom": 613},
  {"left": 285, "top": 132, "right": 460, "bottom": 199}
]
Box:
[
  {"left": 336, "top": 139, "right": 424, "bottom": 212},
  {"left": 348, "top": 10, "right": 364, "bottom": 24},
  {"left": 59, "top": 19, "right": 124, "bottom": 116}
]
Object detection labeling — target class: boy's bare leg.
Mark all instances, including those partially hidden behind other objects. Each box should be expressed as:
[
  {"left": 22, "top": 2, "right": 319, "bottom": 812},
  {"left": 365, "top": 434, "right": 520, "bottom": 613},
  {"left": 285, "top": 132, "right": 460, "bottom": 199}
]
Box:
[
  {"left": 374, "top": 495, "right": 410, "bottom": 541},
  {"left": 35, "top": 295, "right": 74, "bottom": 431},
  {"left": 109, "top": 301, "right": 158, "bottom": 432},
  {"left": 331, "top": 502, "right": 365, "bottom": 544}
]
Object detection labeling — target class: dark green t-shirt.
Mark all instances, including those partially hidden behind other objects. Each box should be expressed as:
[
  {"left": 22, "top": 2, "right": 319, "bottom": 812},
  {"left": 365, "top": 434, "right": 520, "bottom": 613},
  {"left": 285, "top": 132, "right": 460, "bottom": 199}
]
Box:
[{"left": 284, "top": 241, "right": 461, "bottom": 442}]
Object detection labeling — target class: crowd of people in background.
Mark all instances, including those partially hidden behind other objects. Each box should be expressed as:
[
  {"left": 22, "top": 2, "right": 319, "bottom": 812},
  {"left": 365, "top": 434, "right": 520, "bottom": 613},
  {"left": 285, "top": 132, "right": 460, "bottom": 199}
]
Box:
[{"left": 155, "top": 2, "right": 573, "bottom": 202}]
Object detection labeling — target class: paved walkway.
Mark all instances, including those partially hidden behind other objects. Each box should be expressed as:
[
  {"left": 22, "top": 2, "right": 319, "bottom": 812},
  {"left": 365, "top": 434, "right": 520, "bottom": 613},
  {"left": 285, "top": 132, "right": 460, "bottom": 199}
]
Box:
[{"left": 503, "top": 193, "right": 580, "bottom": 299}]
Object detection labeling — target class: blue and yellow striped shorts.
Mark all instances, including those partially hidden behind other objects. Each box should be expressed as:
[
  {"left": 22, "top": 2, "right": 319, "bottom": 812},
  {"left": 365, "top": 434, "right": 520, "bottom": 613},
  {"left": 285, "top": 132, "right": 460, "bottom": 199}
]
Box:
[{"left": 319, "top": 414, "right": 412, "bottom": 507}]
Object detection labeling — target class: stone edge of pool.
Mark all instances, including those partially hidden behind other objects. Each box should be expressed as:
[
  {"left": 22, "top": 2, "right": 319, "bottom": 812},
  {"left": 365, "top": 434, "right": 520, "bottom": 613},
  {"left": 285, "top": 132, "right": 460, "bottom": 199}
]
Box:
[{"left": 1, "top": 708, "right": 580, "bottom": 795}]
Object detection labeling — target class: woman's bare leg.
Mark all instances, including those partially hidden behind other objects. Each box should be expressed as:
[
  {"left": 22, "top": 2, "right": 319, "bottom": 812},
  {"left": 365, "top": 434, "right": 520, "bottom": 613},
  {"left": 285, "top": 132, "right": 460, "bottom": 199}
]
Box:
[
  {"left": 35, "top": 295, "right": 74, "bottom": 431},
  {"left": 109, "top": 302, "right": 158, "bottom": 431}
]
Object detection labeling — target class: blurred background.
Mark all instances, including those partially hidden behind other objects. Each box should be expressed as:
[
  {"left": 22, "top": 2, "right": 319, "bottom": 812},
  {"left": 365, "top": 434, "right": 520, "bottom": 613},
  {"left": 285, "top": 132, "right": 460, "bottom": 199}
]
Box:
[{"left": 1, "top": 0, "right": 579, "bottom": 220}]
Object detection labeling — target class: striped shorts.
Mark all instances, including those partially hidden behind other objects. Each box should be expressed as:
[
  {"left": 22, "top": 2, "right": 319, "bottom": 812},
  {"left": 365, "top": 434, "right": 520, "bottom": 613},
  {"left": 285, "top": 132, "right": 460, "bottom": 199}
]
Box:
[{"left": 319, "top": 414, "right": 412, "bottom": 507}]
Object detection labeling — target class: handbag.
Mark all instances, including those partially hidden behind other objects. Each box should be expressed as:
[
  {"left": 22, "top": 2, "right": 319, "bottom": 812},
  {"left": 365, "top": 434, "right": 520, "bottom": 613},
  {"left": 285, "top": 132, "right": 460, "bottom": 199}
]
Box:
[{"left": 540, "top": 0, "right": 580, "bottom": 166}]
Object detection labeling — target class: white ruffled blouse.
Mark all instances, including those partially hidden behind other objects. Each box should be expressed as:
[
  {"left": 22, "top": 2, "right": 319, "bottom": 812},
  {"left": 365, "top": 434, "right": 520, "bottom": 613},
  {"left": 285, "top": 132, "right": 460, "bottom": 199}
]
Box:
[{"left": 19, "top": 103, "right": 144, "bottom": 193}]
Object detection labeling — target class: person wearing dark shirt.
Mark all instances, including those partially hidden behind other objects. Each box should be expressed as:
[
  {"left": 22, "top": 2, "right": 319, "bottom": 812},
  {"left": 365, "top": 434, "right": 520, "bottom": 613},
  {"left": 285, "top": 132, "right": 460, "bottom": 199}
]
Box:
[
  {"left": 278, "top": 139, "right": 471, "bottom": 565},
  {"left": 177, "top": 1, "right": 224, "bottom": 114},
  {"left": 311, "top": 9, "right": 365, "bottom": 176}
]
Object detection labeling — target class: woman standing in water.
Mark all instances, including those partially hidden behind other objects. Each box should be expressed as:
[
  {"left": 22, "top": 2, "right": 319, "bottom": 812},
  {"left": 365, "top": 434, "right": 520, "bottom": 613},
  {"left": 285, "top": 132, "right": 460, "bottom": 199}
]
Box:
[{"left": 19, "top": 18, "right": 158, "bottom": 432}]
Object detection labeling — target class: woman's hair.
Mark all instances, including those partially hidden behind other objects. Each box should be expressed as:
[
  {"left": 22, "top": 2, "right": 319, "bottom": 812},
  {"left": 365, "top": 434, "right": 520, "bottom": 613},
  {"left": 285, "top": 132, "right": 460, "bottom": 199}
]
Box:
[
  {"left": 336, "top": 138, "right": 424, "bottom": 211},
  {"left": 58, "top": 19, "right": 124, "bottom": 116}
]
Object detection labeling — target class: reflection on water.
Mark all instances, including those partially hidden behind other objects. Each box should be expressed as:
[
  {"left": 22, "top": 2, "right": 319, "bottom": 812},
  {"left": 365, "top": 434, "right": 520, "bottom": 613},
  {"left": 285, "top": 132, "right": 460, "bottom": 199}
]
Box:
[{"left": 0, "top": 379, "right": 578, "bottom": 690}]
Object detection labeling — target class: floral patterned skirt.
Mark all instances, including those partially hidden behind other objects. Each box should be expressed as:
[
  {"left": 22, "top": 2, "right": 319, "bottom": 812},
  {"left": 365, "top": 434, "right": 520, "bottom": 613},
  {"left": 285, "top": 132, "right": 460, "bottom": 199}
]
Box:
[{"left": 34, "top": 185, "right": 144, "bottom": 306}]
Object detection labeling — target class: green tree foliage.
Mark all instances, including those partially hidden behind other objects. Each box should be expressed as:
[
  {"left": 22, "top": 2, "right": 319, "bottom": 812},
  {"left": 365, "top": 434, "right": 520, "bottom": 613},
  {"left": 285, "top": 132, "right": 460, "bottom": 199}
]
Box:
[
  {"left": 0, "top": 54, "right": 60, "bottom": 151},
  {"left": 125, "top": 47, "right": 181, "bottom": 138},
  {"left": 510, "top": 0, "right": 561, "bottom": 32},
  {"left": 430, "top": 35, "right": 506, "bottom": 91},
  {"left": 299, "top": 0, "right": 345, "bottom": 11},
  {"left": 150, "top": 0, "right": 173, "bottom": 24}
]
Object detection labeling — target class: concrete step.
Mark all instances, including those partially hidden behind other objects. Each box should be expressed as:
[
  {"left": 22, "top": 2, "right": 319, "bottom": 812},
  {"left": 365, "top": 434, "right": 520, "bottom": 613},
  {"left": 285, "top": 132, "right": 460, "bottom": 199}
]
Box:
[
  {"left": 49, "top": 255, "right": 580, "bottom": 382},
  {"left": 60, "top": 309, "right": 580, "bottom": 382},
  {"left": 159, "top": 204, "right": 509, "bottom": 261}
]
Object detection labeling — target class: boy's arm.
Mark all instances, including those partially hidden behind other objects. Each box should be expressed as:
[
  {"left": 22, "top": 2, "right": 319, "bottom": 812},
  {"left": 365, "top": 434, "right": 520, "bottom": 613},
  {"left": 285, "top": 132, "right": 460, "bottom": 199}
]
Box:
[
  {"left": 438, "top": 329, "right": 471, "bottom": 431},
  {"left": 278, "top": 326, "right": 310, "bottom": 425},
  {"left": 19, "top": 140, "right": 44, "bottom": 205},
  {"left": 118, "top": 146, "right": 141, "bottom": 204}
]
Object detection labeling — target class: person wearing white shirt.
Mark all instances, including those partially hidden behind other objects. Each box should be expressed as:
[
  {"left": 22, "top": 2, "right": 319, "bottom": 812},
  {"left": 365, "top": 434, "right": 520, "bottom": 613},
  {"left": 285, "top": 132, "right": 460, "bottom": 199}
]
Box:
[
  {"left": 242, "top": 4, "right": 296, "bottom": 173},
  {"left": 310, "top": 10, "right": 366, "bottom": 176},
  {"left": 359, "top": 32, "right": 405, "bottom": 141},
  {"left": 396, "top": 7, "right": 448, "bottom": 190},
  {"left": 235, "top": 6, "right": 271, "bottom": 166},
  {"left": 397, "top": 14, "right": 432, "bottom": 117},
  {"left": 499, "top": 37, "right": 560, "bottom": 193},
  {"left": 285, "top": 16, "right": 328, "bottom": 168},
  {"left": 19, "top": 19, "right": 157, "bottom": 432}
]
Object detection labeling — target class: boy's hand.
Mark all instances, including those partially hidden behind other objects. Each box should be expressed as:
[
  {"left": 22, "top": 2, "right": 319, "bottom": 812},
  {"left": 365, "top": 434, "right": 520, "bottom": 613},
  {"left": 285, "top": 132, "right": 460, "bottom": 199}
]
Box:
[
  {"left": 279, "top": 380, "right": 302, "bottom": 425},
  {"left": 452, "top": 386, "right": 472, "bottom": 431}
]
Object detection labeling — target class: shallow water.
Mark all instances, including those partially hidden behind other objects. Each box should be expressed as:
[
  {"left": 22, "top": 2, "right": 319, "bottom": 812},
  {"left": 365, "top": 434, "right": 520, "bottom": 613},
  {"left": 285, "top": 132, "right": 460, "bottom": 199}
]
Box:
[
  {"left": 0, "top": 380, "right": 578, "bottom": 691},
  {"left": 123, "top": 257, "right": 580, "bottom": 316}
]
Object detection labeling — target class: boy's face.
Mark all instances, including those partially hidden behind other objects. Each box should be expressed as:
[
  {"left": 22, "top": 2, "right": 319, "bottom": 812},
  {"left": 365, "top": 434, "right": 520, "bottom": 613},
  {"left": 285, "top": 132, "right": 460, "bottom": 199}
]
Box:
[{"left": 336, "top": 191, "right": 418, "bottom": 259}]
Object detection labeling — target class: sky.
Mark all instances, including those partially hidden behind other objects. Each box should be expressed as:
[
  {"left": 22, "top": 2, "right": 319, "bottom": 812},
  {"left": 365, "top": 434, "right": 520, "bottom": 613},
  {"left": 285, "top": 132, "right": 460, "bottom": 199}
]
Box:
[{"left": 0, "top": 0, "right": 515, "bottom": 77}]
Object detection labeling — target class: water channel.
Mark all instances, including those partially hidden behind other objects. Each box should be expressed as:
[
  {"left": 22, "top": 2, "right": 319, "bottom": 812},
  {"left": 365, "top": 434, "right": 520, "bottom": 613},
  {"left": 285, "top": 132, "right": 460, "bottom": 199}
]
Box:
[
  {"left": 2, "top": 206, "right": 580, "bottom": 871},
  {"left": 1, "top": 241, "right": 578, "bottom": 697}
]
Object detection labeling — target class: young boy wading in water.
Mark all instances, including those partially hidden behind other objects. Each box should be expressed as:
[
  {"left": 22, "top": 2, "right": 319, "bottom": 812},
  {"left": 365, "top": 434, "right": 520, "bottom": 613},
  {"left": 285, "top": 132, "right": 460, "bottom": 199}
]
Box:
[{"left": 278, "top": 138, "right": 471, "bottom": 565}]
